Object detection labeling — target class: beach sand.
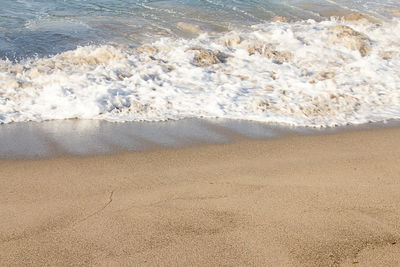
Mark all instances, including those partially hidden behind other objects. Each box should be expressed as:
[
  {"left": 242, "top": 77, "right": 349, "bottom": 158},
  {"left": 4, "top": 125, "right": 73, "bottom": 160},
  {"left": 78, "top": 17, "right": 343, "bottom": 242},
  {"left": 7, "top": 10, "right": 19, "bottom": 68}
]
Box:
[{"left": 1, "top": 126, "right": 400, "bottom": 266}]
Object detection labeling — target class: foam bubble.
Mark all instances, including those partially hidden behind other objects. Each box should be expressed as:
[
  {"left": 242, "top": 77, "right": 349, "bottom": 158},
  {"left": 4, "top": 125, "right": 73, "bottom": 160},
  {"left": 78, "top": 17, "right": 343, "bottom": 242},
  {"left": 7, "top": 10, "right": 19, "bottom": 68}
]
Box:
[{"left": 0, "top": 18, "right": 399, "bottom": 127}]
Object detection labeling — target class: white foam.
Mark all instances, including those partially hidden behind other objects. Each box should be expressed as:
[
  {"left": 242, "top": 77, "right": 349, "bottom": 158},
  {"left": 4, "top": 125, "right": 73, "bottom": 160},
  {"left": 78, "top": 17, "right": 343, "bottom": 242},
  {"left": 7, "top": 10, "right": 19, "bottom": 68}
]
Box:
[{"left": 0, "top": 18, "right": 399, "bottom": 127}]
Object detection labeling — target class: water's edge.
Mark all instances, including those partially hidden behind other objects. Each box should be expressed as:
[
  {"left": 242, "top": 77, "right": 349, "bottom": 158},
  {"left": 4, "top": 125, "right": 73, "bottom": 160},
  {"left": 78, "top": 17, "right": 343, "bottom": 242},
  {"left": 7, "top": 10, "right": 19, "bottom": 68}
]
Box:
[{"left": 1, "top": 118, "right": 399, "bottom": 159}]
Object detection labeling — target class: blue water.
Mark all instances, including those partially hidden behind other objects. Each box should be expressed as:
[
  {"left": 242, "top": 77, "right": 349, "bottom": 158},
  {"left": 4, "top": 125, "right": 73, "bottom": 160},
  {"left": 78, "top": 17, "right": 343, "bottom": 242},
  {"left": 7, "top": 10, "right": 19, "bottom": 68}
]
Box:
[{"left": 1, "top": 0, "right": 398, "bottom": 60}]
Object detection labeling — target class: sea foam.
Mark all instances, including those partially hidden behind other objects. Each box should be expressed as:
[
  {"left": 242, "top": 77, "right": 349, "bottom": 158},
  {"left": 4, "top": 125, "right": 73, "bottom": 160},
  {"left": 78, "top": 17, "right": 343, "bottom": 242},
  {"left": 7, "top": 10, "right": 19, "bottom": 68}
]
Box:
[{"left": 0, "top": 18, "right": 399, "bottom": 127}]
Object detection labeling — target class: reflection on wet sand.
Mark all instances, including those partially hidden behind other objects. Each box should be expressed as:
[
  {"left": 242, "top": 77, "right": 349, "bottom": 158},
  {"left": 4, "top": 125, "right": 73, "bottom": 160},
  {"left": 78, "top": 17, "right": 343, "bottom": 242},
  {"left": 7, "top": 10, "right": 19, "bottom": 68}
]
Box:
[{"left": 0, "top": 118, "right": 399, "bottom": 159}]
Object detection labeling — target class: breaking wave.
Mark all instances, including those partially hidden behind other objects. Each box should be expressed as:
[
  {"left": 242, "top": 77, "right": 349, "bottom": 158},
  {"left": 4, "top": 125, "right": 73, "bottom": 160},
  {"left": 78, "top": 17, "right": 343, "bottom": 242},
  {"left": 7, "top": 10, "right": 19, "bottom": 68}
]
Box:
[{"left": 1, "top": 16, "right": 399, "bottom": 127}]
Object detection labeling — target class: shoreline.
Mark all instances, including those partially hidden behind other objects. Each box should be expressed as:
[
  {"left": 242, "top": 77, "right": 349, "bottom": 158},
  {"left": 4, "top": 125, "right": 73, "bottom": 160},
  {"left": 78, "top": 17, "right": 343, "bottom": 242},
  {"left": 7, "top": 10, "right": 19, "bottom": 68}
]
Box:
[
  {"left": 0, "top": 118, "right": 399, "bottom": 159},
  {"left": 1, "top": 125, "right": 400, "bottom": 265}
]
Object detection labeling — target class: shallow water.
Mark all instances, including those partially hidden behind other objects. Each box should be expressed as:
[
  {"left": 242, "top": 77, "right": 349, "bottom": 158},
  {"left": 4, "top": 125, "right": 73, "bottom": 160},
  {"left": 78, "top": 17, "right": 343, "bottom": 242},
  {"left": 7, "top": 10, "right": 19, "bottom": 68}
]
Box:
[
  {"left": 0, "top": 1, "right": 399, "bottom": 127},
  {"left": 1, "top": 0, "right": 398, "bottom": 59},
  {"left": 0, "top": 0, "right": 288, "bottom": 59}
]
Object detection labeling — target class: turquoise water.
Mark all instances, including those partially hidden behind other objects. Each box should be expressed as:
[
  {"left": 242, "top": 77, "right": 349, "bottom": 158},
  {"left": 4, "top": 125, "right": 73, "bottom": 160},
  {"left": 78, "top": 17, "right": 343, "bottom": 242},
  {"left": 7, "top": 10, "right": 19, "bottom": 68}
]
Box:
[{"left": 1, "top": 0, "right": 399, "bottom": 60}]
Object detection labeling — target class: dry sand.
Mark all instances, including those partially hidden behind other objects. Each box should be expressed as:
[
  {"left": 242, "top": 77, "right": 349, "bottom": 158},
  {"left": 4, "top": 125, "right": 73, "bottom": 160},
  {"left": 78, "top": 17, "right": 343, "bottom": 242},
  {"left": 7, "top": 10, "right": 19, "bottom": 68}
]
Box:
[{"left": 1, "top": 126, "right": 400, "bottom": 266}]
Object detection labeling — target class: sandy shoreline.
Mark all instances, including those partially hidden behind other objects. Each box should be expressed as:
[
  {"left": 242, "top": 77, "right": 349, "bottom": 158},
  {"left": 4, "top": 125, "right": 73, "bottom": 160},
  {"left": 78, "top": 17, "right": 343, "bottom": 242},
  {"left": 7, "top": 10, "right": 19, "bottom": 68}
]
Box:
[
  {"left": 1, "top": 118, "right": 399, "bottom": 159},
  {"left": 1, "top": 126, "right": 400, "bottom": 266}
]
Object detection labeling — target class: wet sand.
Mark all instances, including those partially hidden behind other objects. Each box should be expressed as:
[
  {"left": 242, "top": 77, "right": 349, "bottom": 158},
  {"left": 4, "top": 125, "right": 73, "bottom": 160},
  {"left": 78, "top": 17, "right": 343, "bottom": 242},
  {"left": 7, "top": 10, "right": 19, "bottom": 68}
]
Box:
[
  {"left": 1, "top": 126, "right": 400, "bottom": 266},
  {"left": 1, "top": 118, "right": 398, "bottom": 159}
]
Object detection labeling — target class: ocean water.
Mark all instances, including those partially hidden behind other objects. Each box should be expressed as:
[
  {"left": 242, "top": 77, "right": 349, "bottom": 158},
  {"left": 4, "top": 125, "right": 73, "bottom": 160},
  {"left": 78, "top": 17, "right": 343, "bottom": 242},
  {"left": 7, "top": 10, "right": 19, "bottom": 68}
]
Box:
[{"left": 0, "top": 0, "right": 399, "bottom": 127}]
